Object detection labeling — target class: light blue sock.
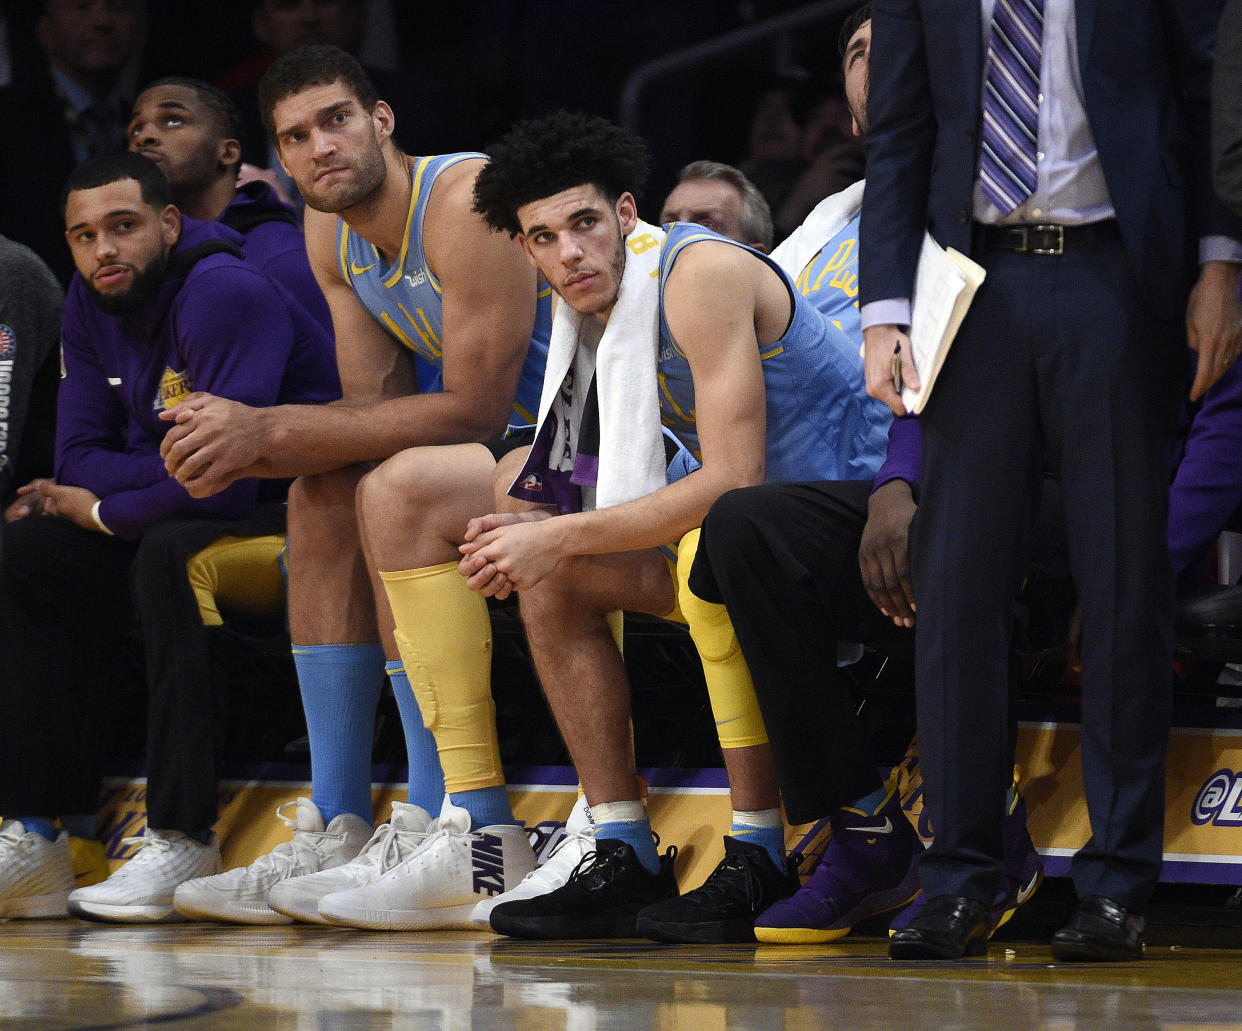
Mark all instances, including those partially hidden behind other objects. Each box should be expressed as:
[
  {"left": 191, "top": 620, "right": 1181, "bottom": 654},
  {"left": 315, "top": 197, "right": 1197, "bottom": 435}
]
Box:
[
  {"left": 292, "top": 642, "right": 385, "bottom": 825},
  {"left": 851, "top": 785, "right": 890, "bottom": 815},
  {"left": 450, "top": 786, "right": 517, "bottom": 828},
  {"left": 385, "top": 661, "right": 446, "bottom": 815},
  {"left": 17, "top": 817, "right": 57, "bottom": 842},
  {"left": 592, "top": 800, "right": 660, "bottom": 874},
  {"left": 729, "top": 812, "right": 785, "bottom": 869}
]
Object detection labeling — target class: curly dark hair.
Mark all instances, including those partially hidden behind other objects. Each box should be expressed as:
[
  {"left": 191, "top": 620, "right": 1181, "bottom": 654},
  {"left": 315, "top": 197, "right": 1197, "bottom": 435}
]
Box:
[
  {"left": 473, "top": 111, "right": 651, "bottom": 237},
  {"left": 258, "top": 45, "right": 379, "bottom": 141}
]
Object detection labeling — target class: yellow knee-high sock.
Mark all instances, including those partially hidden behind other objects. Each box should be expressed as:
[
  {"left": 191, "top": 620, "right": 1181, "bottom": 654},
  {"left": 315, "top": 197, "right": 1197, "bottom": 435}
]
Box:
[
  {"left": 380, "top": 561, "right": 503, "bottom": 792},
  {"left": 675, "top": 528, "right": 769, "bottom": 749}
]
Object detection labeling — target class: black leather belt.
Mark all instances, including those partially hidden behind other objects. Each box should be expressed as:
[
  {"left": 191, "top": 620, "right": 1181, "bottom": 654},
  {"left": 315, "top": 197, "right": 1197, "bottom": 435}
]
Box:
[{"left": 974, "top": 219, "right": 1117, "bottom": 255}]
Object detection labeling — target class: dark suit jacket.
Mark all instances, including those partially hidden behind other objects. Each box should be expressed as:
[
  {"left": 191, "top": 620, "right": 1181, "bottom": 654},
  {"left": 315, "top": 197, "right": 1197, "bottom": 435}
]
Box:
[
  {"left": 860, "top": 0, "right": 1241, "bottom": 320},
  {"left": 1214, "top": 0, "right": 1242, "bottom": 217}
]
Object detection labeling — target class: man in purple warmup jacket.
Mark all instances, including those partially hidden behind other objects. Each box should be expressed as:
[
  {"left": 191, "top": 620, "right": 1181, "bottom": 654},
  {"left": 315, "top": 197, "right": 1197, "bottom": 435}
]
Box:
[{"left": 0, "top": 152, "right": 339, "bottom": 923}]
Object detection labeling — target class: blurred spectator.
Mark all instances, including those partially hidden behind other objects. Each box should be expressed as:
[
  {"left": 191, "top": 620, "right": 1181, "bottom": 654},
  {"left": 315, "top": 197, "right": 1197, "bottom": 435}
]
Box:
[
  {"left": 0, "top": 0, "right": 144, "bottom": 283},
  {"left": 659, "top": 160, "right": 774, "bottom": 252},
  {"left": 215, "top": 0, "right": 416, "bottom": 182},
  {"left": 739, "top": 74, "right": 864, "bottom": 242}
]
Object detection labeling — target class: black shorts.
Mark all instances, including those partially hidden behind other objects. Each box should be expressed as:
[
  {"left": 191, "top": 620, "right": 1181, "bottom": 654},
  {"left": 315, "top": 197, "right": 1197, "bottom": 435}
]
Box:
[{"left": 482, "top": 425, "right": 536, "bottom": 462}]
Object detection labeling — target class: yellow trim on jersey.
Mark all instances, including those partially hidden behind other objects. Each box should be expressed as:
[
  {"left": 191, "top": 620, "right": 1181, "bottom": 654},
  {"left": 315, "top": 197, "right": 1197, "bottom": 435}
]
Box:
[
  {"left": 337, "top": 220, "right": 351, "bottom": 281},
  {"left": 384, "top": 156, "right": 434, "bottom": 289},
  {"left": 759, "top": 344, "right": 785, "bottom": 361},
  {"left": 658, "top": 371, "right": 695, "bottom": 422},
  {"left": 397, "top": 302, "right": 442, "bottom": 359},
  {"left": 537, "top": 284, "right": 553, "bottom": 299},
  {"left": 512, "top": 401, "right": 536, "bottom": 424},
  {"left": 380, "top": 311, "right": 418, "bottom": 352}
]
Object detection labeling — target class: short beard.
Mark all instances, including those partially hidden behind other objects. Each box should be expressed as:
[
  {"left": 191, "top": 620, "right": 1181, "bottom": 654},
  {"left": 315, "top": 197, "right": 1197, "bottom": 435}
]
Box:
[
  {"left": 302, "top": 142, "right": 387, "bottom": 215},
  {"left": 87, "top": 251, "right": 168, "bottom": 317}
]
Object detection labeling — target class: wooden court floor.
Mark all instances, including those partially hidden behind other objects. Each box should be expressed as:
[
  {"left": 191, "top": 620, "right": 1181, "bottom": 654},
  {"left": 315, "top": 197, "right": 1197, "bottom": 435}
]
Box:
[{"left": 2, "top": 918, "right": 1242, "bottom": 1031}]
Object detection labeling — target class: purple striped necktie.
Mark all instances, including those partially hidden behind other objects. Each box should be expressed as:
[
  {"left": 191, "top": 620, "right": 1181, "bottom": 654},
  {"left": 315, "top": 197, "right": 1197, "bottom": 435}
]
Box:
[{"left": 979, "top": 0, "right": 1045, "bottom": 214}]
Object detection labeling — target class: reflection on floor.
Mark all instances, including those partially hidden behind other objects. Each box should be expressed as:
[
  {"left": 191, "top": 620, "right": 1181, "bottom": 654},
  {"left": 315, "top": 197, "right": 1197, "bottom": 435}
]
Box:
[{"left": 1, "top": 920, "right": 1240, "bottom": 1031}]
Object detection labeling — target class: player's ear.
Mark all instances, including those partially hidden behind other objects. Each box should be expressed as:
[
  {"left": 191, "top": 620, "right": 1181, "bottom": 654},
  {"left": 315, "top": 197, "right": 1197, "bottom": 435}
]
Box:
[
  {"left": 616, "top": 192, "right": 638, "bottom": 236},
  {"left": 372, "top": 101, "right": 395, "bottom": 145},
  {"left": 160, "top": 204, "right": 181, "bottom": 249}
]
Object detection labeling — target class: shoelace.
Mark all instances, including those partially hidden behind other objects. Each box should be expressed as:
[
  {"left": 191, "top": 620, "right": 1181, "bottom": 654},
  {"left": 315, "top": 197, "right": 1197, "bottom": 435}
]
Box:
[
  {"left": 692, "top": 850, "right": 772, "bottom": 908},
  {"left": 118, "top": 833, "right": 175, "bottom": 866},
  {"left": 519, "top": 829, "right": 593, "bottom": 885},
  {"left": 241, "top": 803, "right": 347, "bottom": 876},
  {"left": 566, "top": 837, "right": 671, "bottom": 892},
  {"left": 0, "top": 824, "right": 29, "bottom": 855},
  {"left": 353, "top": 819, "right": 430, "bottom": 874}
]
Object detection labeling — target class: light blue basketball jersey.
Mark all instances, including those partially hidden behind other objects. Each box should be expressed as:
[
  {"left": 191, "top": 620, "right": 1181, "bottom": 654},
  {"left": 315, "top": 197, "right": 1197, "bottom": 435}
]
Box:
[
  {"left": 791, "top": 213, "right": 862, "bottom": 340},
  {"left": 655, "top": 221, "right": 890, "bottom": 484},
  {"left": 337, "top": 152, "right": 551, "bottom": 425}
]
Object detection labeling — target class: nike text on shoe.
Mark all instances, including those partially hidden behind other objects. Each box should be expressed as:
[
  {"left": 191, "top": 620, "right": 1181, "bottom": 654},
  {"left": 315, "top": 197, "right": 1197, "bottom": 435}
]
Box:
[
  {"left": 755, "top": 792, "right": 920, "bottom": 944},
  {"left": 69, "top": 830, "right": 221, "bottom": 924},
  {"left": 472, "top": 793, "right": 596, "bottom": 930},
  {"left": 317, "top": 800, "right": 536, "bottom": 931},
  {"left": 0, "top": 820, "right": 75, "bottom": 919},
  {"left": 489, "top": 837, "right": 679, "bottom": 940},
  {"left": 173, "top": 798, "right": 370, "bottom": 924},
  {"left": 636, "top": 835, "right": 800, "bottom": 943},
  {"left": 265, "top": 801, "right": 434, "bottom": 925}
]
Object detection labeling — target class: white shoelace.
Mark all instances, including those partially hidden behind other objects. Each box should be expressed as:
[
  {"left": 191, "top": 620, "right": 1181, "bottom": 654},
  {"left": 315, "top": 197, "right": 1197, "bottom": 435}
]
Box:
[
  {"left": 246, "top": 802, "right": 349, "bottom": 876},
  {"left": 351, "top": 819, "right": 429, "bottom": 875}
]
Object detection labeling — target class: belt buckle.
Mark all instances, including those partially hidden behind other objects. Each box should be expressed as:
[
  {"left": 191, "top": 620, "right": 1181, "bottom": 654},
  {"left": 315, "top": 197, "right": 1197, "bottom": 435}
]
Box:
[{"left": 1031, "top": 223, "right": 1063, "bottom": 256}]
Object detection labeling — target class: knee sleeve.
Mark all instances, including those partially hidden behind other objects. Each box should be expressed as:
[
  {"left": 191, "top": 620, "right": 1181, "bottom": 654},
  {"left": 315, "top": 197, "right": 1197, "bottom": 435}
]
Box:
[
  {"left": 380, "top": 561, "right": 503, "bottom": 792},
  {"left": 186, "top": 534, "right": 286, "bottom": 627},
  {"left": 675, "top": 528, "right": 769, "bottom": 750}
]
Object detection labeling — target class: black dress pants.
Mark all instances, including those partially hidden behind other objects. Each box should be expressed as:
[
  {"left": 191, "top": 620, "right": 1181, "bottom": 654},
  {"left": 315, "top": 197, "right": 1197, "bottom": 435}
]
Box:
[
  {"left": 912, "top": 225, "right": 1183, "bottom": 911},
  {"left": 690, "top": 479, "right": 913, "bottom": 824}
]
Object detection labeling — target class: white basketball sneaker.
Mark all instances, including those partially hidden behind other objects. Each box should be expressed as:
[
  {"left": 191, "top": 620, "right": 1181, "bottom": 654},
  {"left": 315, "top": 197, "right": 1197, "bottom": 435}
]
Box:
[
  {"left": 68, "top": 829, "right": 221, "bottom": 923},
  {"left": 318, "top": 799, "right": 537, "bottom": 931},
  {"left": 470, "top": 794, "right": 594, "bottom": 929},
  {"left": 0, "top": 820, "right": 75, "bottom": 919},
  {"left": 173, "top": 798, "right": 370, "bottom": 924},
  {"left": 266, "top": 801, "right": 434, "bottom": 925}
]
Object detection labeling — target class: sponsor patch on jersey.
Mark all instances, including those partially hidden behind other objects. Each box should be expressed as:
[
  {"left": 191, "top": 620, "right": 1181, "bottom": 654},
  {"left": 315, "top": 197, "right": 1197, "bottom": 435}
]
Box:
[
  {"left": 519, "top": 473, "right": 543, "bottom": 493},
  {"left": 1192, "top": 769, "right": 1242, "bottom": 826},
  {"left": 0, "top": 324, "right": 15, "bottom": 359},
  {"left": 155, "top": 366, "right": 192, "bottom": 411},
  {"left": 404, "top": 268, "right": 427, "bottom": 289}
]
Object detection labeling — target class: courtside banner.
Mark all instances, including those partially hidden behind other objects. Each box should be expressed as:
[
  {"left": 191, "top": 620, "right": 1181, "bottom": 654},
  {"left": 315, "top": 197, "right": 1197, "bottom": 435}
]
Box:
[{"left": 92, "top": 722, "right": 1242, "bottom": 885}]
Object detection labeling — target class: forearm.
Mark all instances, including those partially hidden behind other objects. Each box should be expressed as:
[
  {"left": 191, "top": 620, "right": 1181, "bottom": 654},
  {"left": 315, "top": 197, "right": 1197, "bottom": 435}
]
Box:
[
  {"left": 545, "top": 467, "right": 757, "bottom": 560},
  {"left": 253, "top": 392, "right": 513, "bottom": 475},
  {"left": 100, "top": 477, "right": 259, "bottom": 540}
]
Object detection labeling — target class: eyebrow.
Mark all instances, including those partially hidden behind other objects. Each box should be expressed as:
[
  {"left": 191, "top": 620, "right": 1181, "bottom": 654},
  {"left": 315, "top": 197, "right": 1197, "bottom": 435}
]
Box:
[
  {"left": 525, "top": 206, "right": 603, "bottom": 236},
  {"left": 277, "top": 100, "right": 352, "bottom": 138},
  {"left": 66, "top": 208, "right": 142, "bottom": 234},
  {"left": 845, "top": 36, "right": 867, "bottom": 64}
]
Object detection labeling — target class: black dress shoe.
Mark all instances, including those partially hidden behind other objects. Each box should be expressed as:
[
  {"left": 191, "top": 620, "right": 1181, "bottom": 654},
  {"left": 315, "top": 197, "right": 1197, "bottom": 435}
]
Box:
[
  {"left": 1050, "top": 895, "right": 1144, "bottom": 962},
  {"left": 888, "top": 894, "right": 989, "bottom": 959}
]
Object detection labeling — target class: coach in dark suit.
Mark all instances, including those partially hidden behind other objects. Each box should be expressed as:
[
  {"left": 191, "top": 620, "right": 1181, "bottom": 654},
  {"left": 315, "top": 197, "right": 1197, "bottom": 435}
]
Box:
[{"left": 859, "top": 0, "right": 1242, "bottom": 960}]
